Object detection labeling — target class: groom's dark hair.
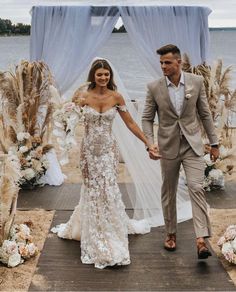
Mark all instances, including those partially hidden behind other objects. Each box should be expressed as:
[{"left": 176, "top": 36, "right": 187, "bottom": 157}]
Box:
[{"left": 156, "top": 44, "right": 181, "bottom": 58}]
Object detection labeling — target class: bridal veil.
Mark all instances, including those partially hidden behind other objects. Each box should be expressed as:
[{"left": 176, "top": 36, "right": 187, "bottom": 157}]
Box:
[{"left": 86, "top": 57, "right": 193, "bottom": 229}]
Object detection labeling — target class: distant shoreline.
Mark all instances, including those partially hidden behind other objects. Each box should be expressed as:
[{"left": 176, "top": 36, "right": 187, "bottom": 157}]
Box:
[
  {"left": 209, "top": 27, "right": 236, "bottom": 31},
  {"left": 0, "top": 34, "right": 30, "bottom": 37},
  {"left": 113, "top": 26, "right": 236, "bottom": 33},
  {"left": 0, "top": 27, "right": 236, "bottom": 37}
]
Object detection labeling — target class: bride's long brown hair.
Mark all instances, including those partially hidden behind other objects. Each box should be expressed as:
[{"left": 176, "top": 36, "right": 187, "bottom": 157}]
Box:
[{"left": 87, "top": 59, "right": 117, "bottom": 91}]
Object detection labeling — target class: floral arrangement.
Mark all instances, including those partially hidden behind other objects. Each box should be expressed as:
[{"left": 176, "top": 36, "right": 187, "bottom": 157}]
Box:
[
  {"left": 182, "top": 55, "right": 236, "bottom": 191},
  {"left": 9, "top": 134, "right": 51, "bottom": 188},
  {"left": 0, "top": 60, "right": 59, "bottom": 188},
  {"left": 203, "top": 145, "right": 234, "bottom": 191},
  {"left": 0, "top": 222, "right": 38, "bottom": 267},
  {"left": 53, "top": 101, "right": 83, "bottom": 165},
  {"left": 52, "top": 83, "right": 89, "bottom": 165},
  {"left": 217, "top": 225, "right": 236, "bottom": 264}
]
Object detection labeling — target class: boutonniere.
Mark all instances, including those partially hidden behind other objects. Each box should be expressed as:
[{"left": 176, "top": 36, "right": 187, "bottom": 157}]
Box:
[
  {"left": 185, "top": 93, "right": 192, "bottom": 100},
  {"left": 185, "top": 88, "right": 193, "bottom": 100}
]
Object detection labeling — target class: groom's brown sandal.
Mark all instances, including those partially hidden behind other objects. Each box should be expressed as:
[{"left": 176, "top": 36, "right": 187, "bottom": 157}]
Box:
[
  {"left": 197, "top": 241, "right": 212, "bottom": 259},
  {"left": 164, "top": 233, "right": 176, "bottom": 251}
]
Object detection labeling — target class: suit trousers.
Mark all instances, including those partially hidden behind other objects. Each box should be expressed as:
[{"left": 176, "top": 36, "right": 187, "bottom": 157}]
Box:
[{"left": 160, "top": 135, "right": 211, "bottom": 238}]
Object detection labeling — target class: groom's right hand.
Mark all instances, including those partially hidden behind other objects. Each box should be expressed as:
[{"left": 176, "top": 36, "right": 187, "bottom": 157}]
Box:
[{"left": 149, "top": 144, "right": 162, "bottom": 160}]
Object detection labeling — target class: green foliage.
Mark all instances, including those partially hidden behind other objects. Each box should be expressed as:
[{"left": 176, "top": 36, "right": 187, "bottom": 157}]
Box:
[
  {"left": 112, "top": 25, "right": 127, "bottom": 33},
  {"left": 0, "top": 18, "right": 30, "bottom": 35},
  {"left": 204, "top": 164, "right": 215, "bottom": 177}
]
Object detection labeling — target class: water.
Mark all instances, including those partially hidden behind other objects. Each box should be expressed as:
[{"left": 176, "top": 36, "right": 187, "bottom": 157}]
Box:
[
  {"left": 0, "top": 36, "right": 29, "bottom": 70},
  {"left": 0, "top": 31, "right": 236, "bottom": 101}
]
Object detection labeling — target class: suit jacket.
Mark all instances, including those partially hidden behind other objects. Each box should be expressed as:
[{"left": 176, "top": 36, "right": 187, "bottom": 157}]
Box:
[{"left": 142, "top": 72, "right": 218, "bottom": 159}]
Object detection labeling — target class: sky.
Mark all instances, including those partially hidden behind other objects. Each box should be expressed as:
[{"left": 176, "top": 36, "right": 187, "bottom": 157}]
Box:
[{"left": 0, "top": 0, "right": 236, "bottom": 28}]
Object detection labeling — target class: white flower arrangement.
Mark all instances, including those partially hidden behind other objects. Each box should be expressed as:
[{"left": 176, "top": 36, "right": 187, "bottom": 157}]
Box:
[
  {"left": 53, "top": 102, "right": 83, "bottom": 165},
  {"left": 19, "top": 146, "right": 29, "bottom": 153},
  {"left": 17, "top": 132, "right": 30, "bottom": 142},
  {"left": 0, "top": 223, "right": 38, "bottom": 268},
  {"left": 218, "top": 225, "right": 236, "bottom": 265},
  {"left": 52, "top": 82, "right": 90, "bottom": 165},
  {"left": 13, "top": 133, "right": 52, "bottom": 189},
  {"left": 203, "top": 145, "right": 234, "bottom": 191}
]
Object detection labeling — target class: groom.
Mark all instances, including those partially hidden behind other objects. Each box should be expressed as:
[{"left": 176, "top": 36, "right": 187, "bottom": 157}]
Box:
[{"left": 142, "top": 44, "right": 219, "bottom": 259}]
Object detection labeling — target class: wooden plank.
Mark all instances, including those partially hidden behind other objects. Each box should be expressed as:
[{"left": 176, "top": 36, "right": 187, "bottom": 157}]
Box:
[
  {"left": 18, "top": 184, "right": 82, "bottom": 211},
  {"left": 18, "top": 181, "right": 236, "bottom": 211},
  {"left": 29, "top": 211, "right": 235, "bottom": 291},
  {"left": 18, "top": 183, "right": 134, "bottom": 210}
]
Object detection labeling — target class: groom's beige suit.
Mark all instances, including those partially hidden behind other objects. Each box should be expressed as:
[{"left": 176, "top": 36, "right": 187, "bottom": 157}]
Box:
[{"left": 142, "top": 71, "right": 218, "bottom": 238}]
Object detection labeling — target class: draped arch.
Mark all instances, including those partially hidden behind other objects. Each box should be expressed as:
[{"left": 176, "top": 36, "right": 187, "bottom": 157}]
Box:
[{"left": 30, "top": 5, "right": 211, "bottom": 94}]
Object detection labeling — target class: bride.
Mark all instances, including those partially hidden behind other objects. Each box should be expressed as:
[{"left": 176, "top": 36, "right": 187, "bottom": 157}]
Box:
[{"left": 52, "top": 58, "right": 192, "bottom": 269}]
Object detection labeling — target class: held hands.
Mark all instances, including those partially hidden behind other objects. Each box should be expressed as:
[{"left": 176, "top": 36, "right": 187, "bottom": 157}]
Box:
[{"left": 148, "top": 144, "right": 162, "bottom": 160}]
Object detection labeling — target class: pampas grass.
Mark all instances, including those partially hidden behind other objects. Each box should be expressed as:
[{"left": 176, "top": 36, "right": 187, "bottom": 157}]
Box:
[
  {"left": 182, "top": 55, "right": 236, "bottom": 185},
  {"left": 0, "top": 154, "right": 21, "bottom": 245},
  {"left": 0, "top": 60, "right": 59, "bottom": 241},
  {"left": 182, "top": 55, "right": 236, "bottom": 149},
  {"left": 0, "top": 60, "right": 57, "bottom": 151}
]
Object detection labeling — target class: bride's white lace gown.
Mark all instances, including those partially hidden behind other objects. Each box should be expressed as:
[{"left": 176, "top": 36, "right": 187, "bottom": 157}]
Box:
[{"left": 51, "top": 105, "right": 150, "bottom": 269}]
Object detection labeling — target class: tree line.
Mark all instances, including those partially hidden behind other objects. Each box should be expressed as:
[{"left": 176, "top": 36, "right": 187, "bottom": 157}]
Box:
[
  {"left": 0, "top": 18, "right": 127, "bottom": 36},
  {"left": 0, "top": 18, "right": 30, "bottom": 35},
  {"left": 112, "top": 25, "right": 127, "bottom": 33}
]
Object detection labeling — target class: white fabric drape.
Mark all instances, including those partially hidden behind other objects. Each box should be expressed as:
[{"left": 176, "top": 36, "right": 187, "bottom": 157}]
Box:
[
  {"left": 120, "top": 6, "right": 211, "bottom": 77},
  {"left": 30, "top": 6, "right": 120, "bottom": 94},
  {"left": 30, "top": 5, "right": 211, "bottom": 91}
]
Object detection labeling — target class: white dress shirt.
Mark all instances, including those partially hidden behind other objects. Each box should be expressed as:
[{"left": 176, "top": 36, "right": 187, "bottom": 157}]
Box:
[{"left": 166, "top": 72, "right": 185, "bottom": 116}]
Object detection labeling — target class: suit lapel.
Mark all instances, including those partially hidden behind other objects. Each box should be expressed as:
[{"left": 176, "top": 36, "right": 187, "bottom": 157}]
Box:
[
  {"left": 159, "top": 78, "right": 178, "bottom": 116},
  {"left": 180, "top": 72, "right": 193, "bottom": 116}
]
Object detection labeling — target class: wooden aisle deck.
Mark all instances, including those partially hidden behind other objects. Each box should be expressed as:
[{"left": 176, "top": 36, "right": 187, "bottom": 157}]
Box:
[{"left": 17, "top": 182, "right": 236, "bottom": 291}]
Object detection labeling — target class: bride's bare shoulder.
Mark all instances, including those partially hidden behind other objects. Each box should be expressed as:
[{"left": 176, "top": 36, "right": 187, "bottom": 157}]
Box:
[{"left": 113, "top": 91, "right": 125, "bottom": 105}]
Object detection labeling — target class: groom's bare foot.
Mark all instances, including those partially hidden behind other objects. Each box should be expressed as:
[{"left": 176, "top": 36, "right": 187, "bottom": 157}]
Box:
[{"left": 164, "top": 233, "right": 176, "bottom": 251}]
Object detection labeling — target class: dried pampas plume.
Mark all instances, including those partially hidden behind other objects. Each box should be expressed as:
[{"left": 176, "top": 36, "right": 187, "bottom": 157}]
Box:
[
  {"left": 72, "top": 82, "right": 91, "bottom": 105},
  {"left": 0, "top": 154, "right": 21, "bottom": 245},
  {"left": 0, "top": 60, "right": 59, "bottom": 152},
  {"left": 0, "top": 60, "right": 60, "bottom": 237},
  {"left": 182, "top": 54, "right": 236, "bottom": 149}
]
